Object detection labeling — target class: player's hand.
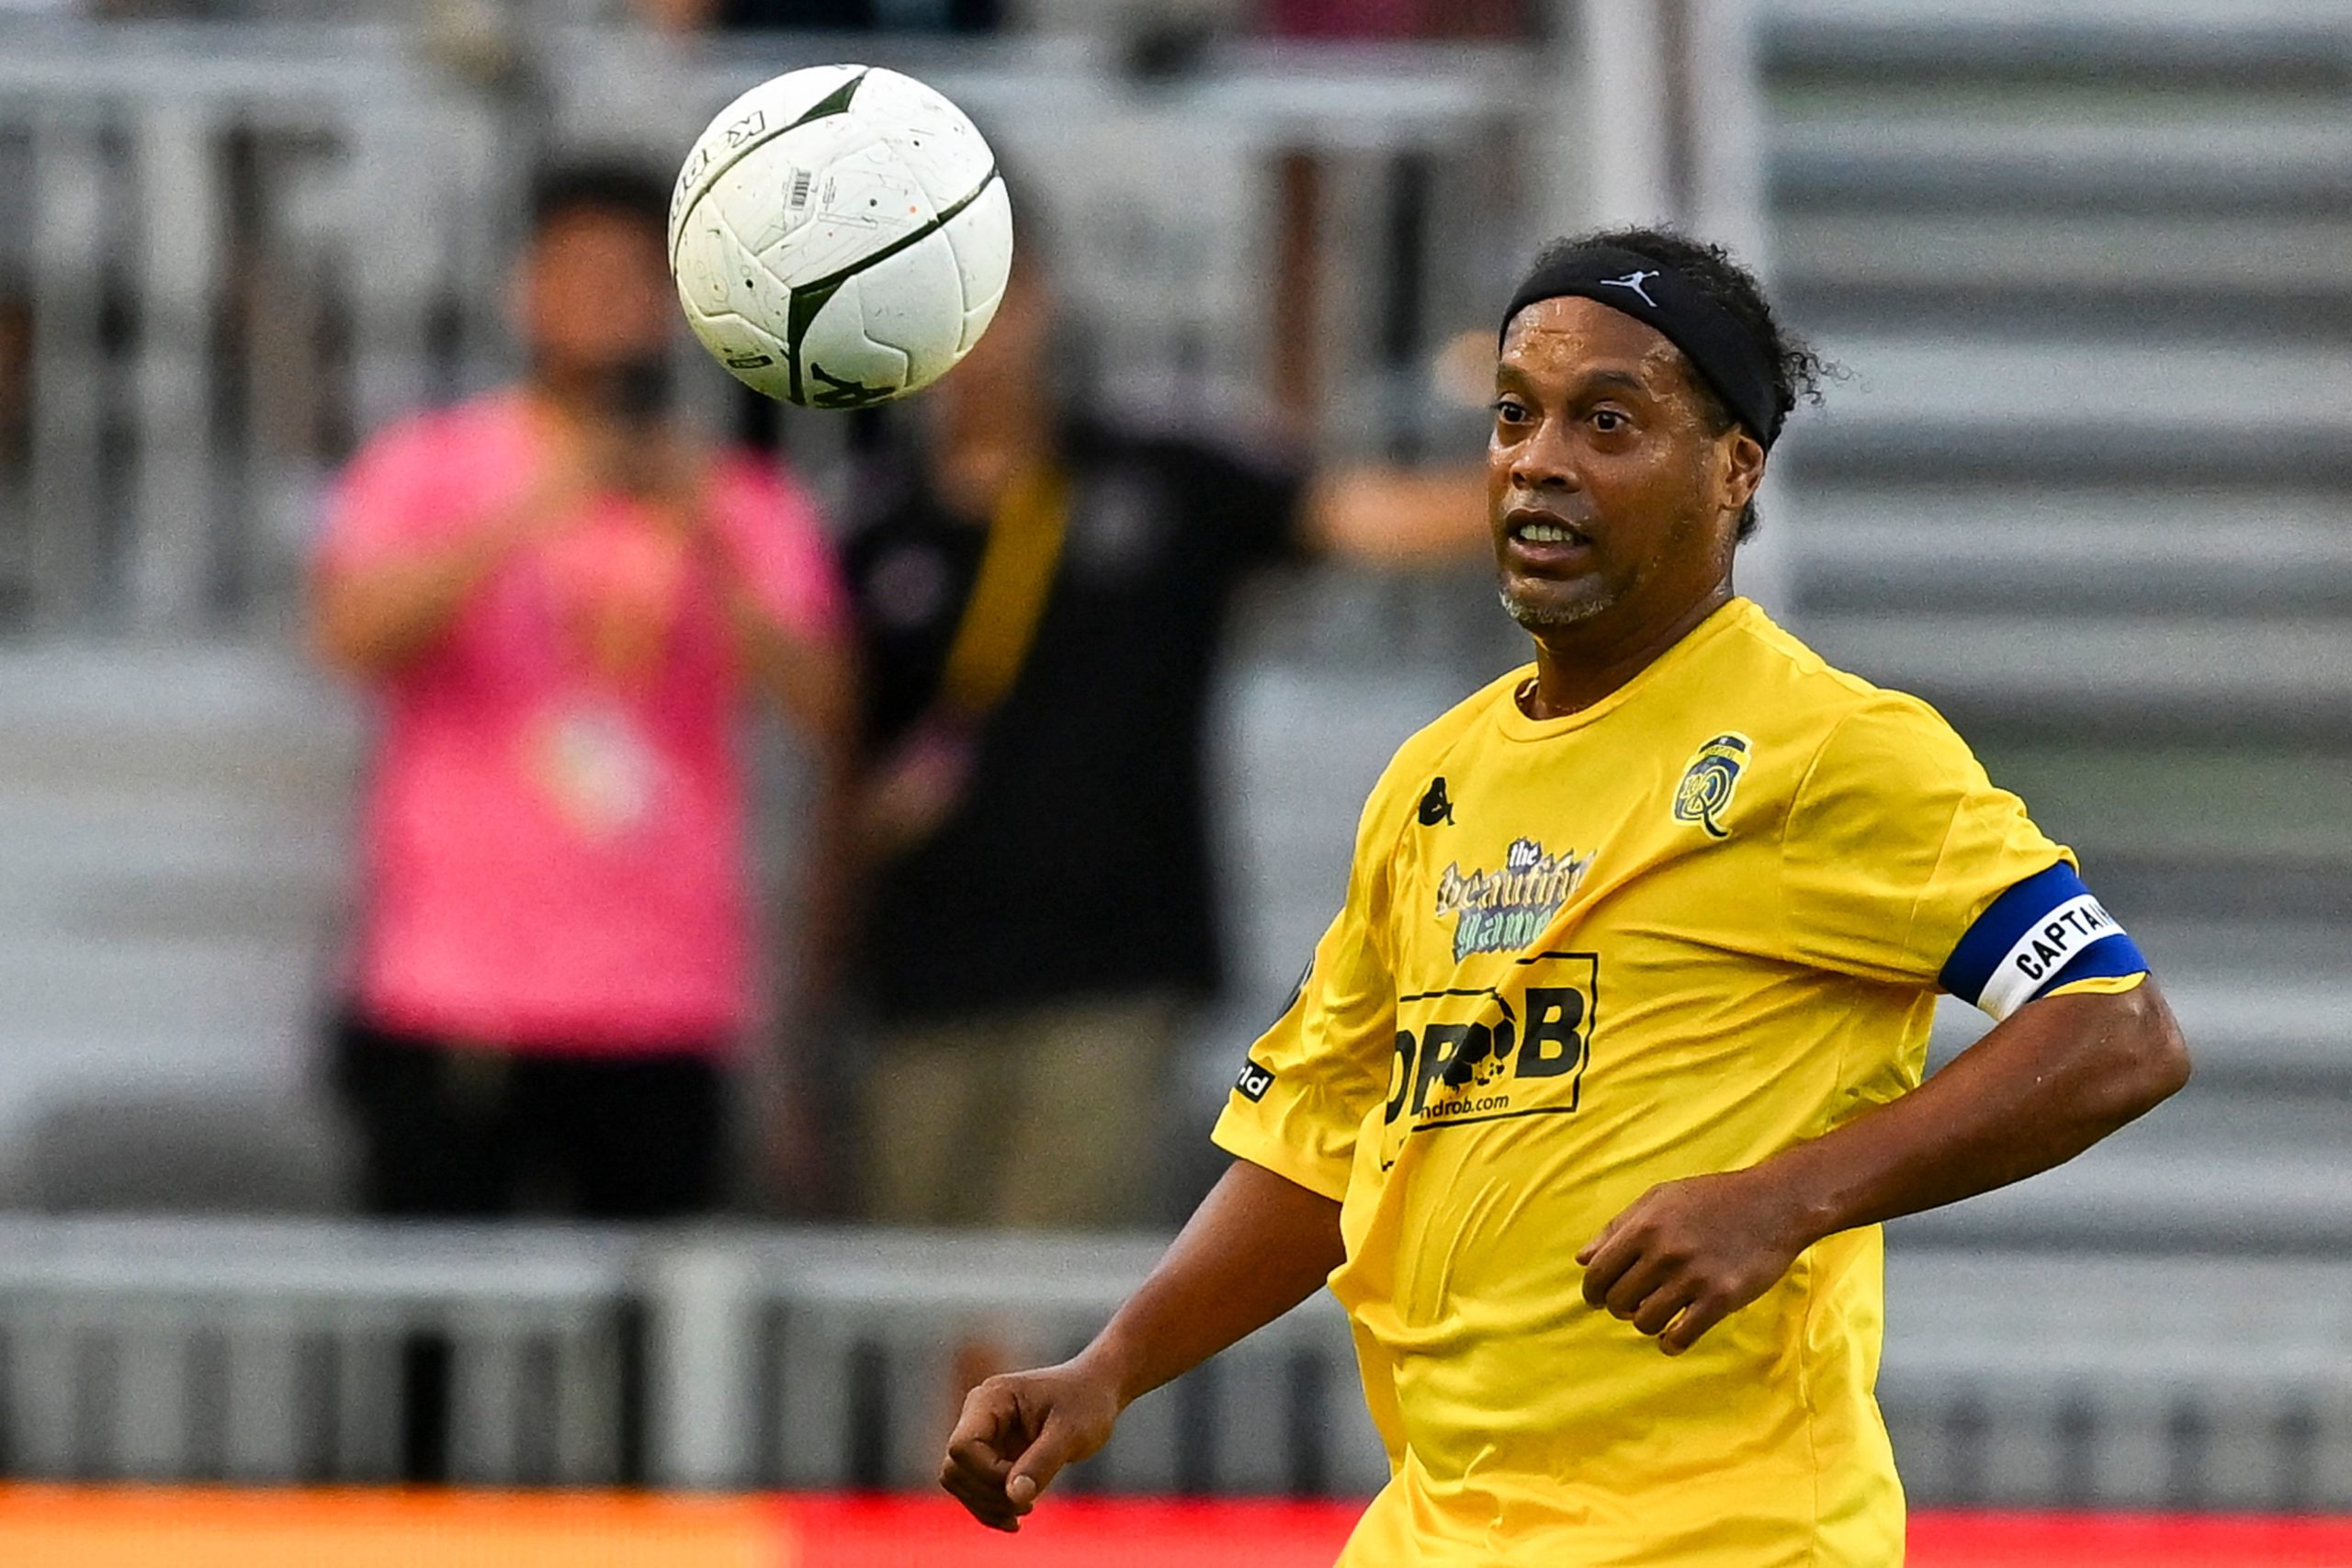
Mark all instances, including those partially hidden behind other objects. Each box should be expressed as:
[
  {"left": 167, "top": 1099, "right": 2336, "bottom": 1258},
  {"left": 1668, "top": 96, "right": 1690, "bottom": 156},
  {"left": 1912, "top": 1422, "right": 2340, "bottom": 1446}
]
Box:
[
  {"left": 1576, "top": 1168, "right": 1813, "bottom": 1357},
  {"left": 939, "top": 1359, "right": 1122, "bottom": 1532}
]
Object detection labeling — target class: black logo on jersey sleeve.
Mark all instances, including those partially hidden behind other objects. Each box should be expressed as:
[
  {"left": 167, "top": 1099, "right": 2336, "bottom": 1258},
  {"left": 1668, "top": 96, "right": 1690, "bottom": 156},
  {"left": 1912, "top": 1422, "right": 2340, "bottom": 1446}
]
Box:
[
  {"left": 1418, "top": 777, "right": 1455, "bottom": 827},
  {"left": 1234, "top": 1059, "right": 1277, "bottom": 1102}
]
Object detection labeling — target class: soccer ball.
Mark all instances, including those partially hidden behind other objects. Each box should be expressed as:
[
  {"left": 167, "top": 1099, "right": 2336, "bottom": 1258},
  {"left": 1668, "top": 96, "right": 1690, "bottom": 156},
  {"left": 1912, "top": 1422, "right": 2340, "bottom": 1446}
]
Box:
[{"left": 667, "top": 64, "right": 1013, "bottom": 410}]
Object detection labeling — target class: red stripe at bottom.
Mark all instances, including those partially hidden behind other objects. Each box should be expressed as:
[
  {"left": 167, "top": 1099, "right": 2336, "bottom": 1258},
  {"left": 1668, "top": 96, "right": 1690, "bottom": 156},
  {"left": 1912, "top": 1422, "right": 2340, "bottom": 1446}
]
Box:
[
  {"left": 774, "top": 1496, "right": 2352, "bottom": 1568},
  {"left": 1909, "top": 1508, "right": 2352, "bottom": 1567}
]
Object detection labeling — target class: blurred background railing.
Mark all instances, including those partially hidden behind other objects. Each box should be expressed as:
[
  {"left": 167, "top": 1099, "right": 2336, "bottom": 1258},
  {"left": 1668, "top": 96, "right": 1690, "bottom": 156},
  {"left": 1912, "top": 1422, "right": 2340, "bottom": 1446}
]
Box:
[
  {"left": 0, "top": 0, "right": 2346, "bottom": 1518},
  {"left": 1, "top": 1219, "right": 2347, "bottom": 1511}
]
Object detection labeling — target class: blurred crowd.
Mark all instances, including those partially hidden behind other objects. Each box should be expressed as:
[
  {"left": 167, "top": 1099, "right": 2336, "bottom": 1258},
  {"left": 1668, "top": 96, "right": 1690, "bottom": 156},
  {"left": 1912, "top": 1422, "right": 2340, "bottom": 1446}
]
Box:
[
  {"left": 0, "top": 0, "right": 1557, "bottom": 1238},
  {"left": 305, "top": 154, "right": 1481, "bottom": 1230},
  {"left": 0, "top": 0, "right": 1528, "bottom": 1229},
  {"left": 0, "top": 0, "right": 1535, "bottom": 38}
]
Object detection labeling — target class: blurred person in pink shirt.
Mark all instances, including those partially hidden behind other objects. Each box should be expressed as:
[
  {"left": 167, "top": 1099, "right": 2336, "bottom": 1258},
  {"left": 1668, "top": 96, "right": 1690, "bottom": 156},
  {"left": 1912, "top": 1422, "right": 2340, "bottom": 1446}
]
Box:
[{"left": 311, "top": 162, "right": 854, "bottom": 1221}]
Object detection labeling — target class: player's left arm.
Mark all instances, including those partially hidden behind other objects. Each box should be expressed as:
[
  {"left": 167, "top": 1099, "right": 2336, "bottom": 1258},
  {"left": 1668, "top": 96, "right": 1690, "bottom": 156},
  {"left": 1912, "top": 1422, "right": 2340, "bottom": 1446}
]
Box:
[
  {"left": 1582, "top": 699, "right": 2190, "bottom": 1355},
  {"left": 1579, "top": 974, "right": 2188, "bottom": 1355}
]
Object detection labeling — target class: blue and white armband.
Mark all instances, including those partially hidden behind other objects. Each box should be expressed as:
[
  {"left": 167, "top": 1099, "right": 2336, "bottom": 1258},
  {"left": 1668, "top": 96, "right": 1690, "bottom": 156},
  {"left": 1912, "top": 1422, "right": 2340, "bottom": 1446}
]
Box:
[{"left": 1938, "top": 862, "right": 2149, "bottom": 1021}]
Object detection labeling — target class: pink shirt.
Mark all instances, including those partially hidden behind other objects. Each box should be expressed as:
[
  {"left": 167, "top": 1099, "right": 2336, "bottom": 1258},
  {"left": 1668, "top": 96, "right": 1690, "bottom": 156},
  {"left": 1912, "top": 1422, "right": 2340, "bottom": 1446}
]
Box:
[{"left": 319, "top": 392, "right": 845, "bottom": 1054}]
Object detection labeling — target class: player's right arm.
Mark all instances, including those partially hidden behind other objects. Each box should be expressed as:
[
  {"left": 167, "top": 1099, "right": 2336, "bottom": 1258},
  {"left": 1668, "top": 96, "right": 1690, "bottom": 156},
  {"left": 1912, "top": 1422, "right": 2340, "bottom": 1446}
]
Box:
[
  {"left": 942, "top": 749, "right": 1417, "bottom": 1531},
  {"left": 939, "top": 1158, "right": 1343, "bottom": 1532}
]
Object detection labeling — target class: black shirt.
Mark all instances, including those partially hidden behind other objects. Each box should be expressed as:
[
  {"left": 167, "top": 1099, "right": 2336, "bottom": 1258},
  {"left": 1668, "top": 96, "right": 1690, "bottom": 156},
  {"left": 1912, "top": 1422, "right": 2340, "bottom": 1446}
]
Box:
[
  {"left": 714, "top": 0, "right": 999, "bottom": 30},
  {"left": 843, "top": 418, "right": 1303, "bottom": 1022}
]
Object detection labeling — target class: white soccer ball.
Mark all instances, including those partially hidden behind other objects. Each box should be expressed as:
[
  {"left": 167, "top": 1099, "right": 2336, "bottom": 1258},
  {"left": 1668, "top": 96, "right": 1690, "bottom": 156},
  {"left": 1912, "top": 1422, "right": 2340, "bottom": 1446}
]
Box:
[{"left": 667, "top": 64, "right": 1012, "bottom": 409}]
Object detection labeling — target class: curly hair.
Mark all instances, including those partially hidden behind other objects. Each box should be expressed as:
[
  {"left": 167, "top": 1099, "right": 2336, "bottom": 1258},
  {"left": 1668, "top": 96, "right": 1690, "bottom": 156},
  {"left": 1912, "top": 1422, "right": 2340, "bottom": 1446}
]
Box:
[{"left": 1527, "top": 226, "right": 1828, "bottom": 540}]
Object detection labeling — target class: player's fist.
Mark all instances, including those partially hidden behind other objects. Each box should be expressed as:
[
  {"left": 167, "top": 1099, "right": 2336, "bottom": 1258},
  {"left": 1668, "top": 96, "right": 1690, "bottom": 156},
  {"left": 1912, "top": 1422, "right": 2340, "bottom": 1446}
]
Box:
[
  {"left": 939, "top": 1359, "right": 1123, "bottom": 1533},
  {"left": 1576, "top": 1168, "right": 1814, "bottom": 1357}
]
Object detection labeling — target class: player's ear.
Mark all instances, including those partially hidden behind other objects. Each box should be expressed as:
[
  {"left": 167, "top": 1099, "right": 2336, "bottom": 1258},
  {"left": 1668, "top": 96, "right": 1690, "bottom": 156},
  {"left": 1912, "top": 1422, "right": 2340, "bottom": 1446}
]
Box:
[{"left": 1719, "top": 428, "right": 1766, "bottom": 524}]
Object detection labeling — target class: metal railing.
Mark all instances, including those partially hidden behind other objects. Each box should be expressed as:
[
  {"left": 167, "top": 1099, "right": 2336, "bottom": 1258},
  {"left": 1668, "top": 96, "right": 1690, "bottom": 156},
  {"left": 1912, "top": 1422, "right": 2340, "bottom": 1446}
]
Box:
[
  {"left": 0, "top": 1216, "right": 2346, "bottom": 1510},
  {"left": 640, "top": 1230, "right": 1387, "bottom": 1495},
  {"left": 0, "top": 1219, "right": 639, "bottom": 1484},
  {"left": 0, "top": 20, "right": 514, "bottom": 634}
]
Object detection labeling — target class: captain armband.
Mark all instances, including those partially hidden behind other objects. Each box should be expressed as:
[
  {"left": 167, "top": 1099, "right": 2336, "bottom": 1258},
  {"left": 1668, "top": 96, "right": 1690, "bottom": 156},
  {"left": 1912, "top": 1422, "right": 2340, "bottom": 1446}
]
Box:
[{"left": 1938, "top": 862, "right": 2149, "bottom": 1021}]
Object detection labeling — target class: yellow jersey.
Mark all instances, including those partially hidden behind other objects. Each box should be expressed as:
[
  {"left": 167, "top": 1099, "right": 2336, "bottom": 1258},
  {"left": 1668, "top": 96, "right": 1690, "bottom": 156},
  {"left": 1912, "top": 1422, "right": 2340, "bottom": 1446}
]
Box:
[{"left": 1212, "top": 598, "right": 2147, "bottom": 1567}]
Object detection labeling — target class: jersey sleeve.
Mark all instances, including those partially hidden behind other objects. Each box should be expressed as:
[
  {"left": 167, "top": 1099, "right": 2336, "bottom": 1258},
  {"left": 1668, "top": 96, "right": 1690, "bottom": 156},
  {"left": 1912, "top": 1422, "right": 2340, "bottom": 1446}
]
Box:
[
  {"left": 1780, "top": 695, "right": 2145, "bottom": 1013},
  {"left": 1211, "top": 791, "right": 1402, "bottom": 1201}
]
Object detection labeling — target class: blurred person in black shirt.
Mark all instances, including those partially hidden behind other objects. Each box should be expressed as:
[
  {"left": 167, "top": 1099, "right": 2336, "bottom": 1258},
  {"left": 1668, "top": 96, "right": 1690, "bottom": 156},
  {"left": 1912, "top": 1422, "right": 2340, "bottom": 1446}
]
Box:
[
  {"left": 842, "top": 238, "right": 1476, "bottom": 1228},
  {"left": 1261, "top": 0, "right": 1530, "bottom": 38},
  {"left": 631, "top": 0, "right": 999, "bottom": 32}
]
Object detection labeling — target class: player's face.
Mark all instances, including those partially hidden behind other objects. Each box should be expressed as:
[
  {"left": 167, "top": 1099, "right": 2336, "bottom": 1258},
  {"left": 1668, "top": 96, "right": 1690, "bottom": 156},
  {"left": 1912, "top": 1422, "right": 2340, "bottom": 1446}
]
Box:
[
  {"left": 517, "top": 209, "right": 674, "bottom": 378},
  {"left": 1487, "top": 297, "right": 1759, "bottom": 641}
]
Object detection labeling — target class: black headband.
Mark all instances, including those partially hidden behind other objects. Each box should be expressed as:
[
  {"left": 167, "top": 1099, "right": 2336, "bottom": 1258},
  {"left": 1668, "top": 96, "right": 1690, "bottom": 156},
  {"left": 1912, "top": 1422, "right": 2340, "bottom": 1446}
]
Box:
[{"left": 1500, "top": 244, "right": 1781, "bottom": 448}]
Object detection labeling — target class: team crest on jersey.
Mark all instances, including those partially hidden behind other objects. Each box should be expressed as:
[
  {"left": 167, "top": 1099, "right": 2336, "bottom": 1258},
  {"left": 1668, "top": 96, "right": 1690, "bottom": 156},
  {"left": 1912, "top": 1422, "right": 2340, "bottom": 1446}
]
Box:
[
  {"left": 1433, "top": 837, "right": 1591, "bottom": 961},
  {"left": 1672, "top": 733, "right": 1751, "bottom": 840}
]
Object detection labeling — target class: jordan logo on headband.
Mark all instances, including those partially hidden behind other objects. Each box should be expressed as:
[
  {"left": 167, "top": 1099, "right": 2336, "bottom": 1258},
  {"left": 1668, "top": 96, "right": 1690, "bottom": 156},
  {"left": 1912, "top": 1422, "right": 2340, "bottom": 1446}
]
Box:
[
  {"left": 1598, "top": 269, "right": 1661, "bottom": 308},
  {"left": 1503, "top": 242, "right": 1779, "bottom": 447}
]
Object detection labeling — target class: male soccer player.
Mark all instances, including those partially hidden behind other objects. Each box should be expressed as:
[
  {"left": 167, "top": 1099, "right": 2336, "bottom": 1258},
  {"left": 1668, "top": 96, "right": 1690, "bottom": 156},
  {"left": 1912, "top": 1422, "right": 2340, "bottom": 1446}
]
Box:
[{"left": 937, "top": 229, "right": 2190, "bottom": 1565}]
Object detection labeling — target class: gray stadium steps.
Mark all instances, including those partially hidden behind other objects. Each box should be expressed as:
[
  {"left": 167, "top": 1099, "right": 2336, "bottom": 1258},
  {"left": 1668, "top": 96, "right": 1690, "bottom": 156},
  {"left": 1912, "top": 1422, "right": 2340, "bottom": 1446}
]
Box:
[
  {"left": 1780, "top": 213, "right": 2352, "bottom": 303},
  {"left": 1892, "top": 1145, "right": 2352, "bottom": 1255},
  {"left": 1770, "top": 118, "right": 2352, "bottom": 210},
  {"left": 0, "top": 641, "right": 356, "bottom": 1196},
  {"left": 1769, "top": 0, "right": 2352, "bottom": 81},
  {"left": 1883, "top": 1248, "right": 2352, "bottom": 1384},
  {"left": 0, "top": 1214, "right": 2333, "bottom": 1503},
  {"left": 1781, "top": 335, "right": 2352, "bottom": 485},
  {"left": 1930, "top": 960, "right": 2352, "bottom": 1076},
  {"left": 1791, "top": 489, "right": 2352, "bottom": 615},
  {"left": 1793, "top": 613, "right": 2352, "bottom": 736},
  {"left": 1756, "top": 0, "right": 2349, "bottom": 1261},
  {"left": 1763, "top": 0, "right": 2352, "bottom": 738}
]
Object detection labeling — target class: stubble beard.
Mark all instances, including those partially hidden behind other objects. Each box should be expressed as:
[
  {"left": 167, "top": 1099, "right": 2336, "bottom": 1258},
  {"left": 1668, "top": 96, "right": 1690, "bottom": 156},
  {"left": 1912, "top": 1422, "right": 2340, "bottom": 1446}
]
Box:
[{"left": 1498, "top": 581, "right": 1610, "bottom": 631}]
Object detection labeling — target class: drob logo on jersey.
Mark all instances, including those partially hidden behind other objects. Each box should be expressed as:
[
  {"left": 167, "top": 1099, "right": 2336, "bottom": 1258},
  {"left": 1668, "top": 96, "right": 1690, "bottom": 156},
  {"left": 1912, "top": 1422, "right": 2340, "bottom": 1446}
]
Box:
[
  {"left": 1381, "top": 951, "right": 1599, "bottom": 1163},
  {"left": 1672, "top": 732, "right": 1751, "bottom": 839},
  {"left": 1433, "top": 837, "right": 1592, "bottom": 960}
]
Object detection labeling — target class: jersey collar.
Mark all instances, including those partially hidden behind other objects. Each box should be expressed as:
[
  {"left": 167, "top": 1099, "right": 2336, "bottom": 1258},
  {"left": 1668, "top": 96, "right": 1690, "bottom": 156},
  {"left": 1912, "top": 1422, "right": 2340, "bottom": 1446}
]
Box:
[{"left": 1493, "top": 597, "right": 1758, "bottom": 743}]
